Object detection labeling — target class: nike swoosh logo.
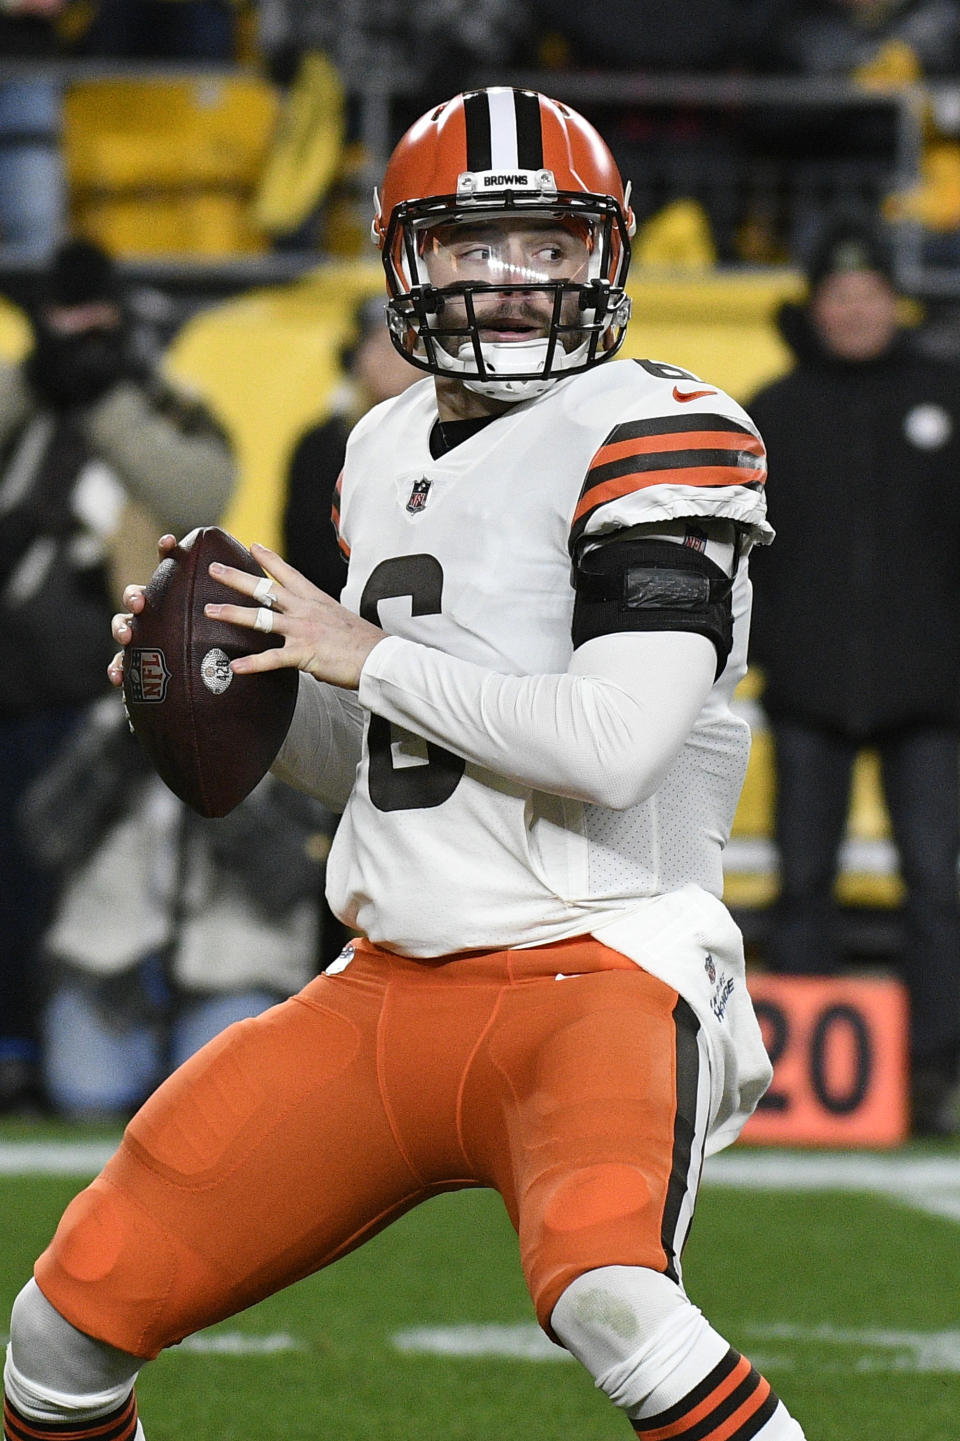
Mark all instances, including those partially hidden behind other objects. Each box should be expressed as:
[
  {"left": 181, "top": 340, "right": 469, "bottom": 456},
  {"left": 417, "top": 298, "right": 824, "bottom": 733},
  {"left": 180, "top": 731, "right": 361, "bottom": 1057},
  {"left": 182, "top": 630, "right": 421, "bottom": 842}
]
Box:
[{"left": 673, "top": 385, "right": 718, "bottom": 402}]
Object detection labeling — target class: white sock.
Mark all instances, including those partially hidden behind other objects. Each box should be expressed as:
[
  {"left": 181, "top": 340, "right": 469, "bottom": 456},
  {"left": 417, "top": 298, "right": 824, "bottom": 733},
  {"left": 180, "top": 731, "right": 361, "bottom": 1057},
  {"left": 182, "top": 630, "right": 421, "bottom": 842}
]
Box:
[
  {"left": 4, "top": 1279, "right": 142, "bottom": 1439},
  {"left": 552, "top": 1266, "right": 805, "bottom": 1439}
]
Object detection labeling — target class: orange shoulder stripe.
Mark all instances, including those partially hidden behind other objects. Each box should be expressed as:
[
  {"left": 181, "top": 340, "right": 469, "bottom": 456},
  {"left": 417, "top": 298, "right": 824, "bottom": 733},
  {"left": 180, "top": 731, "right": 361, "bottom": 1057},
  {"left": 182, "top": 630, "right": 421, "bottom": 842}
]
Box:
[
  {"left": 591, "top": 428, "right": 765, "bottom": 472},
  {"left": 572, "top": 465, "right": 766, "bottom": 526}
]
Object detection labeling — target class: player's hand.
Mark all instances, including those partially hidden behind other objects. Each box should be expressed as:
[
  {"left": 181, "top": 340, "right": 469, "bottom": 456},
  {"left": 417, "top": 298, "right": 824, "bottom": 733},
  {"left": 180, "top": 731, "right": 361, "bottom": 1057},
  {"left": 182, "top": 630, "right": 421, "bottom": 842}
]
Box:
[
  {"left": 204, "top": 543, "right": 386, "bottom": 690},
  {"left": 107, "top": 533, "right": 178, "bottom": 687}
]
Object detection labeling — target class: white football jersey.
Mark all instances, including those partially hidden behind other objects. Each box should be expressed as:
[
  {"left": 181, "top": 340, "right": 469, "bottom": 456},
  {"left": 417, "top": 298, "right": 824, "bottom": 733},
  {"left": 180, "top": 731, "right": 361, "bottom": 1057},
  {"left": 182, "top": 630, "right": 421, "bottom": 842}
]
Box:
[{"left": 325, "top": 357, "right": 770, "bottom": 960}]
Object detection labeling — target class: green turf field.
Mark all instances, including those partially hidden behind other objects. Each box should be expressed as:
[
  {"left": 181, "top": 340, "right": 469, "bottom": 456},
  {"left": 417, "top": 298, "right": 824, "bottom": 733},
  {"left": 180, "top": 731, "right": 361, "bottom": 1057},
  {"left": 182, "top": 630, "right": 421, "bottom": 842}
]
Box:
[{"left": 1, "top": 1125, "right": 958, "bottom": 1440}]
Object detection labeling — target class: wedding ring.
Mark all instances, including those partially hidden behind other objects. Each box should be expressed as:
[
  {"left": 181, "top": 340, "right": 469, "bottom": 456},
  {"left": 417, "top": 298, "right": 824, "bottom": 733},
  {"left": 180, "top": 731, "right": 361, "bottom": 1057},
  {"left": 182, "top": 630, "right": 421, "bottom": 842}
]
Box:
[
  {"left": 253, "top": 606, "right": 274, "bottom": 634},
  {"left": 253, "top": 575, "right": 279, "bottom": 607}
]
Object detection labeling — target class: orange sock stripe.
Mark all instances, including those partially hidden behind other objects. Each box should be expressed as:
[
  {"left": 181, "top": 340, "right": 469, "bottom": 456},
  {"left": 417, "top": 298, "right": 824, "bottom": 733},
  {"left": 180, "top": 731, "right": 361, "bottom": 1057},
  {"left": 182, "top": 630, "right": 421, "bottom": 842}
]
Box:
[
  {"left": 3, "top": 1392, "right": 137, "bottom": 1441},
  {"left": 701, "top": 1377, "right": 773, "bottom": 1441},
  {"left": 635, "top": 1355, "right": 753, "bottom": 1441},
  {"left": 633, "top": 1350, "right": 784, "bottom": 1441}
]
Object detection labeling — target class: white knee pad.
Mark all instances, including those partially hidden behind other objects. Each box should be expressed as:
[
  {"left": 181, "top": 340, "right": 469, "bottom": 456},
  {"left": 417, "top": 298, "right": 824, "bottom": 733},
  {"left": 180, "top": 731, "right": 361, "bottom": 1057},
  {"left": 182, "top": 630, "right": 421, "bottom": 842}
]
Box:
[
  {"left": 5, "top": 1278, "right": 141, "bottom": 1421},
  {"left": 550, "top": 1265, "right": 727, "bottom": 1413}
]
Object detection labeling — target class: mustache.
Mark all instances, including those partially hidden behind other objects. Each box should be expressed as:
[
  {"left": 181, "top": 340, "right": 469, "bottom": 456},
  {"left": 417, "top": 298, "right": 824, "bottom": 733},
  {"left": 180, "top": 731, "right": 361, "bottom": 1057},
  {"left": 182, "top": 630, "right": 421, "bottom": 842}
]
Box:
[{"left": 472, "top": 299, "right": 552, "bottom": 326}]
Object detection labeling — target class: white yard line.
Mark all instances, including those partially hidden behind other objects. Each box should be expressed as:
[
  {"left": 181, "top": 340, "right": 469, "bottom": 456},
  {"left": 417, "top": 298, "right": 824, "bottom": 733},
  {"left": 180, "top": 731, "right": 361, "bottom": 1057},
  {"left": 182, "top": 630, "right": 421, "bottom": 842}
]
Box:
[
  {"left": 2, "top": 1315, "right": 956, "bottom": 1372},
  {"left": 704, "top": 1150, "right": 960, "bottom": 1224},
  {"left": 0, "top": 1140, "right": 119, "bottom": 1175},
  {"left": 2, "top": 1141, "right": 957, "bottom": 1224},
  {"left": 390, "top": 1321, "right": 960, "bottom": 1372},
  {"left": 0, "top": 1330, "right": 305, "bottom": 1357},
  {"left": 743, "top": 1322, "right": 960, "bottom": 1373},
  {"left": 179, "top": 1331, "right": 305, "bottom": 1355},
  {"left": 393, "top": 1324, "right": 570, "bottom": 1361}
]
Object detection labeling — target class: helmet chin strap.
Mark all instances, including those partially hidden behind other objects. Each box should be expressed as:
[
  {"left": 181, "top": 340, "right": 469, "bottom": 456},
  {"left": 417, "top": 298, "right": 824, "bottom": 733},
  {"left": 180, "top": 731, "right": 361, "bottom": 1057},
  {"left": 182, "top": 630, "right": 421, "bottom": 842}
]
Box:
[
  {"left": 462, "top": 374, "right": 556, "bottom": 402},
  {"left": 453, "top": 336, "right": 590, "bottom": 403}
]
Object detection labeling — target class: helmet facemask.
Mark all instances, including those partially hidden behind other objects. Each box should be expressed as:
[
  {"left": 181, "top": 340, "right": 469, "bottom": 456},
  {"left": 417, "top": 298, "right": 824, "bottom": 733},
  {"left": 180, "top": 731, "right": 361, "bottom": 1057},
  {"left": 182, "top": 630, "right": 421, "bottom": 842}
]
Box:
[{"left": 381, "top": 189, "right": 632, "bottom": 402}]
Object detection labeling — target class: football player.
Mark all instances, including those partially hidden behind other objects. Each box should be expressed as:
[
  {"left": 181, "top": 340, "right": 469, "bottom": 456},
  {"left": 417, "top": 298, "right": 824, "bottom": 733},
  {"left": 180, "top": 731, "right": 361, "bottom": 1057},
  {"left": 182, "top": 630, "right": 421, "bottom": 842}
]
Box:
[{"left": 3, "top": 89, "right": 806, "bottom": 1441}]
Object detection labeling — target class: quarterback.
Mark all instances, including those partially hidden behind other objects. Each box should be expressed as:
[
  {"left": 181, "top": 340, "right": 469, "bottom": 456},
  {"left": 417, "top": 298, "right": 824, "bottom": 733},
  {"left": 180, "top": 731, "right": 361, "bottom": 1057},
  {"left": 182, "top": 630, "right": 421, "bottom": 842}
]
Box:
[{"left": 3, "top": 89, "right": 805, "bottom": 1440}]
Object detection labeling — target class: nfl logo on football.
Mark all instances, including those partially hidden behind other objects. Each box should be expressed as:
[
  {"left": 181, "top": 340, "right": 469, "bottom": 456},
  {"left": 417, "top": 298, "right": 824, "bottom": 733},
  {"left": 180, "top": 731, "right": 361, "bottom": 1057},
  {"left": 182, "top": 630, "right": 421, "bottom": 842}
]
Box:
[
  {"left": 406, "top": 477, "right": 432, "bottom": 514},
  {"left": 128, "top": 647, "right": 171, "bottom": 703}
]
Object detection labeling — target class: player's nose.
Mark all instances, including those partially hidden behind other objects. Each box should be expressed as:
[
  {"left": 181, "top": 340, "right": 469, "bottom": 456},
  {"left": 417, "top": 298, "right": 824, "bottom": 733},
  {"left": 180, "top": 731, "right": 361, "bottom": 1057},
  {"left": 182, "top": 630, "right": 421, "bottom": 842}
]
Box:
[{"left": 493, "top": 239, "right": 540, "bottom": 287}]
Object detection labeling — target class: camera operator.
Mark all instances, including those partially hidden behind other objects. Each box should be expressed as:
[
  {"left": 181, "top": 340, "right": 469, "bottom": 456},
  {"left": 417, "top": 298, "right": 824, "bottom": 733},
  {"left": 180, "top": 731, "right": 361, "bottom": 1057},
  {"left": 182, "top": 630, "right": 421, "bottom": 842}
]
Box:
[{"left": 0, "top": 236, "right": 234, "bottom": 1113}]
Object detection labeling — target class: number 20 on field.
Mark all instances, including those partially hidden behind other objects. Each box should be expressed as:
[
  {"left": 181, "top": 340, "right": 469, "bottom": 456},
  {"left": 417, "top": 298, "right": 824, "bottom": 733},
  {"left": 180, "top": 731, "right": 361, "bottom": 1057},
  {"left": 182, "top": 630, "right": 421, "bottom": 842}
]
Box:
[{"left": 741, "top": 973, "right": 910, "bottom": 1147}]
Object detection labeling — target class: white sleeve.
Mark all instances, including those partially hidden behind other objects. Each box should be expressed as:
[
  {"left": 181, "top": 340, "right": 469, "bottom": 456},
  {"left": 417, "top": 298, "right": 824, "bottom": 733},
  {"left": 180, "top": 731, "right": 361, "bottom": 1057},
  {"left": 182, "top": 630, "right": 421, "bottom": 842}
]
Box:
[
  {"left": 270, "top": 673, "right": 364, "bottom": 811},
  {"left": 358, "top": 628, "right": 716, "bottom": 811}
]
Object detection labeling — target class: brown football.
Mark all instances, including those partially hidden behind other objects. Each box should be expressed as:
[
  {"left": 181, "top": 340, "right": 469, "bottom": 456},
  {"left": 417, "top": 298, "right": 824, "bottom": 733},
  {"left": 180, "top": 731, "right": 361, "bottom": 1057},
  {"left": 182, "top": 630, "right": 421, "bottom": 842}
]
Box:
[{"left": 123, "top": 527, "right": 299, "bottom": 817}]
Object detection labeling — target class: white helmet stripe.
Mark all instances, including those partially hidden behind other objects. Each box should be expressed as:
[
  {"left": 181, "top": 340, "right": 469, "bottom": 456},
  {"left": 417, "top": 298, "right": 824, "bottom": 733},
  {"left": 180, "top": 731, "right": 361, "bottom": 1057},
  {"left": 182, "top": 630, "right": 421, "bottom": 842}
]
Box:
[{"left": 487, "top": 87, "right": 520, "bottom": 170}]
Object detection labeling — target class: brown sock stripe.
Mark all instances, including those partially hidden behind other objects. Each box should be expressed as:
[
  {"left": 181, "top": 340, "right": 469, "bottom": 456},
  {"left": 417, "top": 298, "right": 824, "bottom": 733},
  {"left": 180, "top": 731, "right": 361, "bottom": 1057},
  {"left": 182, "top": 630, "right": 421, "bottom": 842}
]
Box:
[
  {"left": 3, "top": 1392, "right": 137, "bottom": 1441},
  {"left": 632, "top": 1350, "right": 780, "bottom": 1441}
]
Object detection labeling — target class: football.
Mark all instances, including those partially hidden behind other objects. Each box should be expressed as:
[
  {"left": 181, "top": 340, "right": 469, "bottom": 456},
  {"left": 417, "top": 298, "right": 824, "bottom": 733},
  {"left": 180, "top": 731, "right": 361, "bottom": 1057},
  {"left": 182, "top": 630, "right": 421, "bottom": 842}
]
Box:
[{"left": 122, "top": 526, "right": 299, "bottom": 817}]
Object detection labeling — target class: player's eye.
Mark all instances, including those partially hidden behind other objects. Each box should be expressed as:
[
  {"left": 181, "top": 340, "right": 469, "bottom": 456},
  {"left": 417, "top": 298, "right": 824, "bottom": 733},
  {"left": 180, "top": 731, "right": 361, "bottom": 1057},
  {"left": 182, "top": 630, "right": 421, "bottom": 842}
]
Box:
[{"left": 451, "top": 242, "right": 492, "bottom": 261}]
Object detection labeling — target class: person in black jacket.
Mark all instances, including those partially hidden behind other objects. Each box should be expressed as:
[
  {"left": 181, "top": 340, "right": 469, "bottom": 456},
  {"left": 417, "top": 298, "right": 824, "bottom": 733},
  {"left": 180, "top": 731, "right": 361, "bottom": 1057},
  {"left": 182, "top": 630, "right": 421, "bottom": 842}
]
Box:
[
  {"left": 748, "top": 216, "right": 960, "bottom": 1136},
  {"left": 281, "top": 292, "right": 417, "bottom": 599}
]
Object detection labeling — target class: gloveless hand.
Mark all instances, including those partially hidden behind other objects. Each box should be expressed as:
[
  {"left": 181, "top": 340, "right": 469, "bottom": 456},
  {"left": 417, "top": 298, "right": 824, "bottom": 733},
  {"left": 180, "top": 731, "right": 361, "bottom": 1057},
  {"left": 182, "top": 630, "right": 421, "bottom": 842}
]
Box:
[{"left": 205, "top": 543, "right": 385, "bottom": 690}]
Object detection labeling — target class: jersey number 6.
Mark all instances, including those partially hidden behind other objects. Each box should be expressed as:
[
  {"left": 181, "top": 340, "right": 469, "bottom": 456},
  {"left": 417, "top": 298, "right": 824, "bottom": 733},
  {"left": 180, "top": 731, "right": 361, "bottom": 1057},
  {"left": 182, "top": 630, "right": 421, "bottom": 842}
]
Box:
[{"left": 359, "top": 555, "right": 466, "bottom": 812}]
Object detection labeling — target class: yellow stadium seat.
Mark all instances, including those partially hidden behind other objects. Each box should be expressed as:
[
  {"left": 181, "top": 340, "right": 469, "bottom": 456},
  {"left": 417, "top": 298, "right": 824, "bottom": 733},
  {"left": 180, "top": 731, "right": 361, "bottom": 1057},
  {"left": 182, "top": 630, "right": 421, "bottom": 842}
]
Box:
[
  {"left": 622, "top": 269, "right": 801, "bottom": 401},
  {"left": 0, "top": 297, "right": 30, "bottom": 362},
  {"left": 165, "top": 261, "right": 382, "bottom": 549},
  {"left": 63, "top": 74, "right": 280, "bottom": 256}
]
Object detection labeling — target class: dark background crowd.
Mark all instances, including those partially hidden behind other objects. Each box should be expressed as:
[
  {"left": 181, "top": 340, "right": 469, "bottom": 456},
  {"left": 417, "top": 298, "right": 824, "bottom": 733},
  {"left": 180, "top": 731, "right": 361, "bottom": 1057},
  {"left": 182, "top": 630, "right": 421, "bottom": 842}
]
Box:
[{"left": 3, "top": 0, "right": 960, "bottom": 1137}]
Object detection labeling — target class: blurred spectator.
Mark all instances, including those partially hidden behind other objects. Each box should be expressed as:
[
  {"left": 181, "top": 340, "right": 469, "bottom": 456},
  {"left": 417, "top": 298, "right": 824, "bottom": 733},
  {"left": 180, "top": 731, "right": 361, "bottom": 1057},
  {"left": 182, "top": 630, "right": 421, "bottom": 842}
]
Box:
[
  {"left": 526, "top": 0, "right": 753, "bottom": 71},
  {"left": 257, "top": 0, "right": 529, "bottom": 94},
  {"left": 745, "top": 0, "right": 960, "bottom": 79},
  {"left": 748, "top": 215, "right": 960, "bottom": 1136},
  {"left": 0, "top": 1, "right": 67, "bottom": 260},
  {"left": 518, "top": 2, "right": 757, "bottom": 262},
  {"left": 282, "top": 294, "right": 418, "bottom": 599},
  {"left": 71, "top": 0, "right": 240, "bottom": 60},
  {"left": 282, "top": 292, "right": 418, "bottom": 968},
  {"left": 19, "top": 698, "right": 331, "bottom": 1119},
  {"left": 743, "top": 1, "right": 960, "bottom": 261},
  {"left": 0, "top": 237, "right": 233, "bottom": 1113},
  {"left": 255, "top": 0, "right": 531, "bottom": 251}
]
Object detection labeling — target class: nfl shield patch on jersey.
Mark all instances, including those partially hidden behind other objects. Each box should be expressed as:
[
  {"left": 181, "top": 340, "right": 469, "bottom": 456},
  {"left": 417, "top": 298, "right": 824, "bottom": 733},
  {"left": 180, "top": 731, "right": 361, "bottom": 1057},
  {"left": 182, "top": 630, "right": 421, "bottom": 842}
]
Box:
[{"left": 406, "top": 477, "right": 432, "bottom": 514}]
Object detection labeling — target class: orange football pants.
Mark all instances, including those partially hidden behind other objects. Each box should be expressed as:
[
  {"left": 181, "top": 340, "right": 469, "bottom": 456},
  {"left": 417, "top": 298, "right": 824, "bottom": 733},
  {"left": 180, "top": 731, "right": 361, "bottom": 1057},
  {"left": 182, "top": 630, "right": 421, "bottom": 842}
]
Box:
[{"left": 35, "top": 936, "right": 703, "bottom": 1360}]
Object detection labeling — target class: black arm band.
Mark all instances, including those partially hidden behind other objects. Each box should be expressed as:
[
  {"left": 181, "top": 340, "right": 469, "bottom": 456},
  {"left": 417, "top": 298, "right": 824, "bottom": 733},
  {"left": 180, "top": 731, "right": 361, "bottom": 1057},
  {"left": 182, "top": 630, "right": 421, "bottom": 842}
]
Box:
[{"left": 572, "top": 537, "right": 735, "bottom": 678}]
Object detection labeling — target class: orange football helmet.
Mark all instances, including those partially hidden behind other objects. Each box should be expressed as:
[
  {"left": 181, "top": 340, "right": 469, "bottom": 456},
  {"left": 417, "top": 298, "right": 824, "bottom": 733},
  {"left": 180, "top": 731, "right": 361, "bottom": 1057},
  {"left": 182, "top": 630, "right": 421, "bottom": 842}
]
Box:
[{"left": 372, "top": 87, "right": 636, "bottom": 401}]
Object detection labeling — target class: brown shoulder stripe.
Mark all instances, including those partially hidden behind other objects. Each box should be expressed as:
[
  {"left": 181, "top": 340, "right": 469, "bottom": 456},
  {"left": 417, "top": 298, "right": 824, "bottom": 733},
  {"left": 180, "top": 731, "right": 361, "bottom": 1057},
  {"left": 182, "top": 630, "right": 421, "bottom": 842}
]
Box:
[{"left": 570, "top": 414, "right": 765, "bottom": 551}]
